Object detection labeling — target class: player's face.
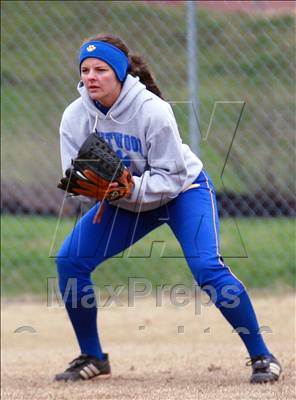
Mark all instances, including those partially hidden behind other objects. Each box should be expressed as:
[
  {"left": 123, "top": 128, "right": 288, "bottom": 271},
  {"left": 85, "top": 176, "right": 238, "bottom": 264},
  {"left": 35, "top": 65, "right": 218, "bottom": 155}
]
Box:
[{"left": 80, "top": 58, "right": 122, "bottom": 107}]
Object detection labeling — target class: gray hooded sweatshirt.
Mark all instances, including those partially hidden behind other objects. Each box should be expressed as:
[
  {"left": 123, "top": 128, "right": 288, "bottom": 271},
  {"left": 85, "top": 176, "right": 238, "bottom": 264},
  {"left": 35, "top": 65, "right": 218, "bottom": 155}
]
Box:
[{"left": 59, "top": 74, "right": 203, "bottom": 212}]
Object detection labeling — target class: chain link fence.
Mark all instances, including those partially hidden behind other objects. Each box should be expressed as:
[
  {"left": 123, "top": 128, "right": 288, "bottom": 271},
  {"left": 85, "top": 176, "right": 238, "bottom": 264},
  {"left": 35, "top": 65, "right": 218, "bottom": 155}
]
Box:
[{"left": 2, "top": 1, "right": 295, "bottom": 296}]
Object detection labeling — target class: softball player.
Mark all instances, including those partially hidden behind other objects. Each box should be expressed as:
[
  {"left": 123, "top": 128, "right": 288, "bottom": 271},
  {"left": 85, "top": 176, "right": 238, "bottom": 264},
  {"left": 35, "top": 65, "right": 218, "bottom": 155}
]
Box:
[{"left": 54, "top": 34, "right": 281, "bottom": 383}]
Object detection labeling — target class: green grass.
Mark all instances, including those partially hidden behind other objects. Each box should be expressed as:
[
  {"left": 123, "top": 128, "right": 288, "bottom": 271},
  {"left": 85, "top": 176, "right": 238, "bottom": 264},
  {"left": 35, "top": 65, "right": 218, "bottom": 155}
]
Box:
[
  {"left": 1, "top": 215, "right": 295, "bottom": 297},
  {"left": 1, "top": 2, "right": 295, "bottom": 193},
  {"left": 1, "top": 4, "right": 295, "bottom": 297}
]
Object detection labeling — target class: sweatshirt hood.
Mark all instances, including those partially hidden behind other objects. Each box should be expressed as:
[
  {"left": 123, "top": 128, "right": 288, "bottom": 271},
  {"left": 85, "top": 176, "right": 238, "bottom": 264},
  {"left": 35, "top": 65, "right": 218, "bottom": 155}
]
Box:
[{"left": 77, "top": 74, "right": 154, "bottom": 124}]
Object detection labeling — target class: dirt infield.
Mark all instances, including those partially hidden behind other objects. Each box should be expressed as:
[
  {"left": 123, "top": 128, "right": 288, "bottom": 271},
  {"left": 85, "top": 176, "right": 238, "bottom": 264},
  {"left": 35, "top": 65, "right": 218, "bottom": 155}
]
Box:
[{"left": 2, "top": 291, "right": 295, "bottom": 400}]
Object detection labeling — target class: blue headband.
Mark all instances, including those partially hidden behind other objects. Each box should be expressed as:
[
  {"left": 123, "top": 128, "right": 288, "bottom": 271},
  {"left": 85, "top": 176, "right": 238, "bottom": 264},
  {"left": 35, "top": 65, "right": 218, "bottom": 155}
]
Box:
[{"left": 79, "top": 41, "right": 129, "bottom": 82}]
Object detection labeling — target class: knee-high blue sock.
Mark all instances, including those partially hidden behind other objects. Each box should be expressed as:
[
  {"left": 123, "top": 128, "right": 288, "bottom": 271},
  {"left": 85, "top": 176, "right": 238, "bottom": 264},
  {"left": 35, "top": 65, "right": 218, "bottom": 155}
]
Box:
[
  {"left": 65, "top": 296, "right": 104, "bottom": 360},
  {"left": 219, "top": 290, "right": 271, "bottom": 358}
]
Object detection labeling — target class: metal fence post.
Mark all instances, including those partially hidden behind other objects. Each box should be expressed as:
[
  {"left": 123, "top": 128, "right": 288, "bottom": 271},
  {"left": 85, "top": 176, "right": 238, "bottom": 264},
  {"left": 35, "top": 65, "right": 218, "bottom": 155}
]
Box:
[{"left": 187, "top": 0, "right": 200, "bottom": 156}]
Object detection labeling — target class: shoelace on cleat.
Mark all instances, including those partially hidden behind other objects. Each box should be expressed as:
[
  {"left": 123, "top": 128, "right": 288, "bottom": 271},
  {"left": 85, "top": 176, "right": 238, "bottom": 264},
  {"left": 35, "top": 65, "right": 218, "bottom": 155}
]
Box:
[
  {"left": 245, "top": 355, "right": 268, "bottom": 367},
  {"left": 67, "top": 355, "right": 89, "bottom": 371}
]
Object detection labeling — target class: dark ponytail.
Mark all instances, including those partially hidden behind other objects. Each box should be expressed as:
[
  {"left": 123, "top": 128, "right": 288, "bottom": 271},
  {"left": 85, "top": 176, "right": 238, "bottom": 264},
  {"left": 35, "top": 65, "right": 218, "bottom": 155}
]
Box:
[
  {"left": 82, "top": 34, "right": 163, "bottom": 99},
  {"left": 128, "top": 54, "right": 163, "bottom": 99}
]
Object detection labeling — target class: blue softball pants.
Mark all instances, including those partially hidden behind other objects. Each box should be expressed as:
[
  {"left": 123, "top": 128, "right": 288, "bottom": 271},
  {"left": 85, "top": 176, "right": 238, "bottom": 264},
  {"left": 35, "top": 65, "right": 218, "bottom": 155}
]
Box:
[{"left": 56, "top": 170, "right": 245, "bottom": 306}]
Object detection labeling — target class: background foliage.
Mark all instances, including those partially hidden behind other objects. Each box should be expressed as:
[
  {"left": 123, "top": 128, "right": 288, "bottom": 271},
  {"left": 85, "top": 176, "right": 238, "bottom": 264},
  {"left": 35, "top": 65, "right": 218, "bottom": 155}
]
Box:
[{"left": 1, "top": 1, "right": 295, "bottom": 296}]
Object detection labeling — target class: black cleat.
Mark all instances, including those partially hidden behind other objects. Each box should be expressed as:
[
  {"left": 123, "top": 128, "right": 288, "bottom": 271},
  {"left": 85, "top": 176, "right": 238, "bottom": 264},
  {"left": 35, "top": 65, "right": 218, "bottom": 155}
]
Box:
[
  {"left": 54, "top": 353, "right": 111, "bottom": 382},
  {"left": 247, "top": 354, "right": 282, "bottom": 384}
]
